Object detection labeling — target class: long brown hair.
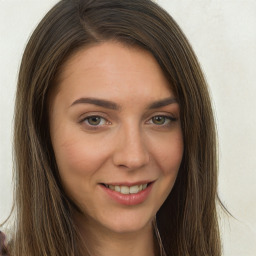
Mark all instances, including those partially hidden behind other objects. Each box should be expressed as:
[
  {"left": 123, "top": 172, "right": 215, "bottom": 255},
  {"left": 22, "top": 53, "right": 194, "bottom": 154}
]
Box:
[{"left": 7, "top": 0, "right": 221, "bottom": 255}]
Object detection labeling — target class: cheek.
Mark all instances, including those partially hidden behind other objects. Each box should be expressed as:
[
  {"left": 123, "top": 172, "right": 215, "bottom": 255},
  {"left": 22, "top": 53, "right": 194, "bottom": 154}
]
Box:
[
  {"left": 51, "top": 131, "right": 110, "bottom": 190},
  {"left": 152, "top": 132, "right": 183, "bottom": 176},
  {"left": 147, "top": 132, "right": 183, "bottom": 212},
  {"left": 155, "top": 133, "right": 183, "bottom": 202},
  {"left": 52, "top": 136, "right": 111, "bottom": 208}
]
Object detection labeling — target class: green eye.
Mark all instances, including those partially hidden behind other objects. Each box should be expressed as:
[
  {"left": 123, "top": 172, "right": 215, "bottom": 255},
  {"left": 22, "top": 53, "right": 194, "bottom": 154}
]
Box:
[
  {"left": 152, "top": 116, "right": 167, "bottom": 125},
  {"left": 86, "top": 116, "right": 103, "bottom": 126}
]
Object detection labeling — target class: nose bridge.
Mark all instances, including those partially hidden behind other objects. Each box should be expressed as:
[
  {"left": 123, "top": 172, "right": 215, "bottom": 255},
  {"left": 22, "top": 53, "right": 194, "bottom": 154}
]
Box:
[{"left": 112, "top": 122, "right": 150, "bottom": 169}]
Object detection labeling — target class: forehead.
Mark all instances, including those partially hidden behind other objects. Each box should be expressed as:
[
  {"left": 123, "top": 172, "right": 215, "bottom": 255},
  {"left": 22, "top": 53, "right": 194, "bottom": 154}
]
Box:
[{"left": 53, "top": 41, "right": 174, "bottom": 105}]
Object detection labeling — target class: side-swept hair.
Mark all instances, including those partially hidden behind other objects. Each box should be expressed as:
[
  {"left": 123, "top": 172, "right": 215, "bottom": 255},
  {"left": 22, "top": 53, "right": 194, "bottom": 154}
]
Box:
[{"left": 9, "top": 0, "right": 221, "bottom": 255}]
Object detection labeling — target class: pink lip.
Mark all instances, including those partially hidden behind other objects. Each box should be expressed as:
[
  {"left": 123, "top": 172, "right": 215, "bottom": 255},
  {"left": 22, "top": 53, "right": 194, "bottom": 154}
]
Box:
[
  {"left": 100, "top": 182, "right": 154, "bottom": 206},
  {"left": 103, "top": 180, "right": 153, "bottom": 186}
]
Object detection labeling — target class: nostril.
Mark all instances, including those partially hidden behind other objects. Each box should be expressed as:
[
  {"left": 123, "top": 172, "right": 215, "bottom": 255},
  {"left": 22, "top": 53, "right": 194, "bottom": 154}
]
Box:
[{"left": 112, "top": 133, "right": 150, "bottom": 169}]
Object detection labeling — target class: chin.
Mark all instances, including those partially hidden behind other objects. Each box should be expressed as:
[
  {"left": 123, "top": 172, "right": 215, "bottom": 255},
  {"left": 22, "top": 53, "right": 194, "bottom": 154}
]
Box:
[
  {"left": 104, "top": 220, "right": 152, "bottom": 234},
  {"left": 96, "top": 209, "right": 155, "bottom": 234}
]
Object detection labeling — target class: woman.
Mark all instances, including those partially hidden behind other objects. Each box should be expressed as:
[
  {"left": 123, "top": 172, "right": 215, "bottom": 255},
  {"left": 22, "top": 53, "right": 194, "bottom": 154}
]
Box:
[{"left": 1, "top": 0, "right": 222, "bottom": 255}]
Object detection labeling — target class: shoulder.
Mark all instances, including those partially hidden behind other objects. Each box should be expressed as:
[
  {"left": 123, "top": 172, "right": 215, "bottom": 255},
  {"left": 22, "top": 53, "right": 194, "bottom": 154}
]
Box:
[{"left": 0, "top": 231, "right": 9, "bottom": 256}]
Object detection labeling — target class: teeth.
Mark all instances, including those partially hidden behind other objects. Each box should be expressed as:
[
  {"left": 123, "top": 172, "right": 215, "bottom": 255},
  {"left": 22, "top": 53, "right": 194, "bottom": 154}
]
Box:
[
  {"left": 142, "top": 184, "right": 147, "bottom": 189},
  {"left": 130, "top": 185, "right": 139, "bottom": 194},
  {"left": 106, "top": 183, "right": 148, "bottom": 194},
  {"left": 121, "top": 186, "right": 130, "bottom": 194}
]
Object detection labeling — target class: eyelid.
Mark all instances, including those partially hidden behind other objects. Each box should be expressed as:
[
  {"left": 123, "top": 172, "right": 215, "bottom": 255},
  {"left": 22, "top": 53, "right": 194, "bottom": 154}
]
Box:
[
  {"left": 78, "top": 112, "right": 110, "bottom": 122},
  {"left": 146, "top": 112, "right": 178, "bottom": 121},
  {"left": 145, "top": 113, "right": 178, "bottom": 126},
  {"left": 78, "top": 113, "right": 112, "bottom": 131},
  {"left": 78, "top": 111, "right": 178, "bottom": 130},
  {"left": 84, "top": 116, "right": 108, "bottom": 125}
]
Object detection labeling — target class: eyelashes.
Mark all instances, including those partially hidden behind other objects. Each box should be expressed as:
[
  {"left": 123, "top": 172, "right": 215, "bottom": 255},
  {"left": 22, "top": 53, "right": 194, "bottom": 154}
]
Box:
[
  {"left": 79, "top": 114, "right": 178, "bottom": 130},
  {"left": 79, "top": 114, "right": 110, "bottom": 130},
  {"left": 83, "top": 116, "right": 110, "bottom": 126},
  {"left": 146, "top": 115, "right": 177, "bottom": 126}
]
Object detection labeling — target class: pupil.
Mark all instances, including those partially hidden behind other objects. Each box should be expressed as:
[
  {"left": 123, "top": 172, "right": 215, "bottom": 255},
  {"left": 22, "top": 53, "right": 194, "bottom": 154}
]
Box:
[
  {"left": 153, "top": 116, "right": 165, "bottom": 125},
  {"left": 89, "top": 116, "right": 101, "bottom": 125}
]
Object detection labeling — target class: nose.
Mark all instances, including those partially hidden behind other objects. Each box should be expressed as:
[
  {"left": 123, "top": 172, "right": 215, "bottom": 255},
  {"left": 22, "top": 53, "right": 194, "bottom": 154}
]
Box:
[{"left": 112, "top": 125, "right": 150, "bottom": 170}]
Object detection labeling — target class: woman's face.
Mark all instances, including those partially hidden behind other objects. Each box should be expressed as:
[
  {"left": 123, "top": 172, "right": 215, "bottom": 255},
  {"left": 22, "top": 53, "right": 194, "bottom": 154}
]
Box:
[{"left": 49, "top": 42, "right": 183, "bottom": 234}]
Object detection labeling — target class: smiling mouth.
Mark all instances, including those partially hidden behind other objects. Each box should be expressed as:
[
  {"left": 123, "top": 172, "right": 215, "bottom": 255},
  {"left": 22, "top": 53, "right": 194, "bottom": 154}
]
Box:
[{"left": 101, "top": 183, "right": 151, "bottom": 195}]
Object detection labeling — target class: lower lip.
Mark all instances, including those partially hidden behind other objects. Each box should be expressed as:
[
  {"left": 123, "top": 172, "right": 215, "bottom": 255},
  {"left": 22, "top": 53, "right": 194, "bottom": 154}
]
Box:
[{"left": 100, "top": 183, "right": 153, "bottom": 206}]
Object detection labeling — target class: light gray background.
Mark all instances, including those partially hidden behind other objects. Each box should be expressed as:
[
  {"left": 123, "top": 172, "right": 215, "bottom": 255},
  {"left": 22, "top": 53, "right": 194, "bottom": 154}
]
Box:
[{"left": 0, "top": 0, "right": 256, "bottom": 255}]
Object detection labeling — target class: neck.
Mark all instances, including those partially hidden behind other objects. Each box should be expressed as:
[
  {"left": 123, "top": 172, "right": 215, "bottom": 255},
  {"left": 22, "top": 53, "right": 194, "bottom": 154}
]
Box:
[{"left": 73, "top": 212, "right": 159, "bottom": 256}]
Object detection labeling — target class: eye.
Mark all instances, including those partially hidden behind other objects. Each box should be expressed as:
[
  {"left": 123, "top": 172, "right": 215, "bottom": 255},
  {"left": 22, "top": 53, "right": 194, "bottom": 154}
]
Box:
[
  {"left": 82, "top": 116, "right": 108, "bottom": 126},
  {"left": 148, "top": 115, "right": 177, "bottom": 126},
  {"left": 152, "top": 116, "right": 168, "bottom": 125}
]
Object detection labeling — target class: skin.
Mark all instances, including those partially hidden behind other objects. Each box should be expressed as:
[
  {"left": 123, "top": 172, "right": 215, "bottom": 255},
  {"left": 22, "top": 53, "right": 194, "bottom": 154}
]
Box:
[{"left": 49, "top": 42, "right": 183, "bottom": 256}]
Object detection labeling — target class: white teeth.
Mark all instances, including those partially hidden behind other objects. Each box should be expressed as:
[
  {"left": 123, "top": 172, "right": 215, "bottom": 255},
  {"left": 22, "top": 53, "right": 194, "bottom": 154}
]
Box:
[
  {"left": 120, "top": 186, "right": 130, "bottom": 194},
  {"left": 130, "top": 185, "right": 139, "bottom": 194},
  {"left": 115, "top": 185, "right": 121, "bottom": 192},
  {"left": 106, "top": 183, "right": 148, "bottom": 194}
]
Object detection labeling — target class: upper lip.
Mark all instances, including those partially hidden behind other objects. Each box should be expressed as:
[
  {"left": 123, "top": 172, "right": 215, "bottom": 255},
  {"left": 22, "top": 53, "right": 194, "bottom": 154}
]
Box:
[{"left": 100, "top": 180, "right": 155, "bottom": 186}]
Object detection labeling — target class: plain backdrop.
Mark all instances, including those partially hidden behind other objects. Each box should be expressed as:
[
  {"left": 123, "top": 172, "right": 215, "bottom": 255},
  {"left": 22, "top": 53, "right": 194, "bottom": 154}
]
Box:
[{"left": 0, "top": 0, "right": 256, "bottom": 255}]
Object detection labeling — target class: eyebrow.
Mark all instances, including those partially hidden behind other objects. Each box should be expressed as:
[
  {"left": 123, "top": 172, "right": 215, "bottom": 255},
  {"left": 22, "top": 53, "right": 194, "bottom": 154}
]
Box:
[
  {"left": 70, "top": 97, "right": 120, "bottom": 110},
  {"left": 70, "top": 97, "right": 178, "bottom": 110},
  {"left": 148, "top": 97, "right": 178, "bottom": 109}
]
